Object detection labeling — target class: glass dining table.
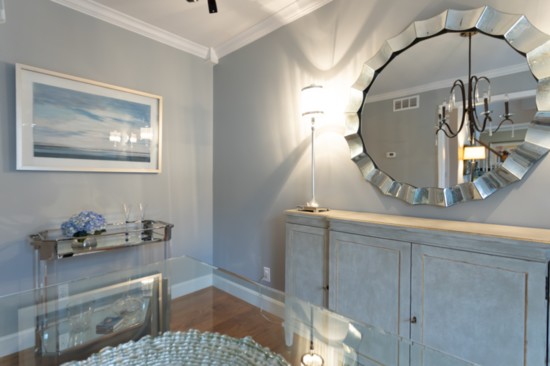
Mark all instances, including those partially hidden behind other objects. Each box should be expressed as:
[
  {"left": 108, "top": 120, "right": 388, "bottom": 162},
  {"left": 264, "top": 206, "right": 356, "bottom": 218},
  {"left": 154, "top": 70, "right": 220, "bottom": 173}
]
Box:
[{"left": 0, "top": 255, "right": 479, "bottom": 366}]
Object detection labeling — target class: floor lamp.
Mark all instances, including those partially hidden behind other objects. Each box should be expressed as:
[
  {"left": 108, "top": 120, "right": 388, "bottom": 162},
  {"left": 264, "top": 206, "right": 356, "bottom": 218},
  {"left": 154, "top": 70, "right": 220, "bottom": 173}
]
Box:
[{"left": 300, "top": 85, "right": 328, "bottom": 213}]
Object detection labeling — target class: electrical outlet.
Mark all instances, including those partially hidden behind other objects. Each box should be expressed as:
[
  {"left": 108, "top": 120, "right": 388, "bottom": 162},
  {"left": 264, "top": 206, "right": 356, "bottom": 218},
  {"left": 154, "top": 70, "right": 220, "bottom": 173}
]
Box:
[{"left": 263, "top": 267, "right": 271, "bottom": 283}]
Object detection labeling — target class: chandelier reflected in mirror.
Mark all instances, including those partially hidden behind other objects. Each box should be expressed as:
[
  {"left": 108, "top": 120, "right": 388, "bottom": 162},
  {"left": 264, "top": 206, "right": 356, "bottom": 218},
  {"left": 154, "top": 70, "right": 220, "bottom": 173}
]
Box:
[{"left": 435, "top": 32, "right": 515, "bottom": 146}]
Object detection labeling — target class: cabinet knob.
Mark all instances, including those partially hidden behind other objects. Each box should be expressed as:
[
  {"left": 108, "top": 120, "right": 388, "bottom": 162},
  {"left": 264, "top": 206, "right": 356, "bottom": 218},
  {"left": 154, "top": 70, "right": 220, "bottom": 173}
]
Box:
[{"left": 410, "top": 316, "right": 417, "bottom": 324}]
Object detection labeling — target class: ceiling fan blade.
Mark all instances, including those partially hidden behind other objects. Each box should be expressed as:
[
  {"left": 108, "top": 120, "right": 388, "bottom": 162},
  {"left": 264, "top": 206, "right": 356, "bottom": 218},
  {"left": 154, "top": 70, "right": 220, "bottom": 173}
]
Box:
[{"left": 207, "top": 0, "right": 218, "bottom": 13}]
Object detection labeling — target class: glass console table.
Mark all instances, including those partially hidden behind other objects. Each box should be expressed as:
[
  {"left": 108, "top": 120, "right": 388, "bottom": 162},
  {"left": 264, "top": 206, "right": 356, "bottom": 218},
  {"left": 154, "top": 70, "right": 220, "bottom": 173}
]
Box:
[
  {"left": 22, "top": 220, "right": 173, "bottom": 365},
  {"left": 29, "top": 220, "right": 173, "bottom": 289}
]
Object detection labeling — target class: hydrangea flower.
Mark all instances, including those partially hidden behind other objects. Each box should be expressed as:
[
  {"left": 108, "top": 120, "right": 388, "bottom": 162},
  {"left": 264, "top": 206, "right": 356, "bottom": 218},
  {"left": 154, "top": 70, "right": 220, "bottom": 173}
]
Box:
[{"left": 61, "top": 211, "right": 107, "bottom": 237}]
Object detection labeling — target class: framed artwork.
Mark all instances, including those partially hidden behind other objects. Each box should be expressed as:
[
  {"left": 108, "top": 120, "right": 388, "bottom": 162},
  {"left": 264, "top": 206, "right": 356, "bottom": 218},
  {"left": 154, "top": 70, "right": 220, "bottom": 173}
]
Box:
[{"left": 16, "top": 64, "right": 162, "bottom": 173}]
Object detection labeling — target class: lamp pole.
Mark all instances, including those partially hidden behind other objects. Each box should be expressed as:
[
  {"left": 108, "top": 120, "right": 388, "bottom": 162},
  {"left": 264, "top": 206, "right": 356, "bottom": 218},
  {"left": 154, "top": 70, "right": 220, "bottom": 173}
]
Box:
[
  {"left": 308, "top": 115, "right": 318, "bottom": 208},
  {"left": 300, "top": 85, "right": 328, "bottom": 212}
]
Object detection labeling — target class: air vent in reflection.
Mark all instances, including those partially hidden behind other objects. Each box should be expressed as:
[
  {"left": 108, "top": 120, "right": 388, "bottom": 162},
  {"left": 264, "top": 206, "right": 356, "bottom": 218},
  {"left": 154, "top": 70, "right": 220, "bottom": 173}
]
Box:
[{"left": 393, "top": 95, "right": 419, "bottom": 112}]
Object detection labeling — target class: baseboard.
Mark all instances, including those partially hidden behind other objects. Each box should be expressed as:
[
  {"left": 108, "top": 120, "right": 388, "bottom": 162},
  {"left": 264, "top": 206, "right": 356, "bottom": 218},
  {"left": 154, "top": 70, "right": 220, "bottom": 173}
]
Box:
[
  {"left": 170, "top": 271, "right": 285, "bottom": 319},
  {"left": 0, "top": 327, "right": 34, "bottom": 358},
  {"left": 212, "top": 274, "right": 285, "bottom": 319},
  {"left": 170, "top": 274, "right": 213, "bottom": 299}
]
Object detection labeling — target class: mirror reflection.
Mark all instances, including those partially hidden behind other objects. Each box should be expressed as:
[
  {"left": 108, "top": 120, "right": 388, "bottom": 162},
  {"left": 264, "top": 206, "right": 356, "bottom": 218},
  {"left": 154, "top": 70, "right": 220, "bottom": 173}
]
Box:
[{"left": 361, "top": 32, "right": 537, "bottom": 189}]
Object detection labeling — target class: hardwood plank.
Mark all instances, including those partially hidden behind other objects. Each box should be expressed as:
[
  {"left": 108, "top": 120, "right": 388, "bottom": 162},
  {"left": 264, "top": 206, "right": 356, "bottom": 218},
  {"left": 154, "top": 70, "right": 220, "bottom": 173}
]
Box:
[
  {"left": 0, "top": 348, "right": 34, "bottom": 366},
  {"left": 170, "top": 287, "right": 304, "bottom": 364}
]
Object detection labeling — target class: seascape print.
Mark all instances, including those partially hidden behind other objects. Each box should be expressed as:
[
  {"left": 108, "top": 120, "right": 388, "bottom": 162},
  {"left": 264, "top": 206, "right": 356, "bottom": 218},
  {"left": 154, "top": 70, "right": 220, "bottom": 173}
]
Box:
[{"left": 32, "top": 83, "right": 152, "bottom": 163}]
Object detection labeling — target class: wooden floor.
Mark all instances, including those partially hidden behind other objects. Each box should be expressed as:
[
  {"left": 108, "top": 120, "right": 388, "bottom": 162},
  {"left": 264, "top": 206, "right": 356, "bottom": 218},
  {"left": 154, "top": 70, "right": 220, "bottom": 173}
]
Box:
[
  {"left": 0, "top": 287, "right": 305, "bottom": 365},
  {"left": 170, "top": 286, "right": 304, "bottom": 365}
]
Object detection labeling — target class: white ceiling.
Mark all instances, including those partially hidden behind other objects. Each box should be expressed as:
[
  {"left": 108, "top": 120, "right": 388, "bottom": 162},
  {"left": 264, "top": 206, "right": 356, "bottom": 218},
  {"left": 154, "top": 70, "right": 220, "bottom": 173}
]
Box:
[{"left": 51, "top": 0, "right": 333, "bottom": 63}]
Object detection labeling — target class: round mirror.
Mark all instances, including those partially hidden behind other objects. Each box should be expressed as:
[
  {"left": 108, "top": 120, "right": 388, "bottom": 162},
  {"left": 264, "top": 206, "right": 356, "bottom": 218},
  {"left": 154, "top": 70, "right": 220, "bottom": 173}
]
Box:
[
  {"left": 345, "top": 7, "right": 550, "bottom": 206},
  {"left": 362, "top": 32, "right": 536, "bottom": 189}
]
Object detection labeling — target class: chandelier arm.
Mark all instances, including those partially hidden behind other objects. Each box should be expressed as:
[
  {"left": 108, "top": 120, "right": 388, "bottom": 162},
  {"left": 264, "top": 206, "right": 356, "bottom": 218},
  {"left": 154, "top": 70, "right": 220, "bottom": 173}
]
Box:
[
  {"left": 470, "top": 76, "right": 482, "bottom": 132},
  {"left": 437, "top": 120, "right": 458, "bottom": 137},
  {"left": 469, "top": 103, "right": 492, "bottom": 134},
  {"left": 436, "top": 124, "right": 459, "bottom": 139},
  {"left": 448, "top": 80, "right": 467, "bottom": 138},
  {"left": 492, "top": 118, "right": 514, "bottom": 134},
  {"left": 436, "top": 116, "right": 461, "bottom": 138},
  {"left": 471, "top": 75, "right": 491, "bottom": 133}
]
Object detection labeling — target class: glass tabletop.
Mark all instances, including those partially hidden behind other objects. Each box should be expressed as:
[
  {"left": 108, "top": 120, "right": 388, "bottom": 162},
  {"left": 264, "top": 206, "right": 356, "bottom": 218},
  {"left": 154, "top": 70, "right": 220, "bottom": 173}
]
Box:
[{"left": 0, "top": 255, "right": 479, "bottom": 366}]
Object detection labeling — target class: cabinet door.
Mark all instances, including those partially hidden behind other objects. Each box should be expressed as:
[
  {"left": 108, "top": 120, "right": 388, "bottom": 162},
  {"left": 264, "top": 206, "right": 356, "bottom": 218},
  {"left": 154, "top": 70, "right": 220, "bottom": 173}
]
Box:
[
  {"left": 285, "top": 223, "right": 327, "bottom": 306},
  {"left": 329, "top": 232, "right": 411, "bottom": 335},
  {"left": 329, "top": 231, "right": 412, "bottom": 365},
  {"left": 411, "top": 244, "right": 548, "bottom": 366}
]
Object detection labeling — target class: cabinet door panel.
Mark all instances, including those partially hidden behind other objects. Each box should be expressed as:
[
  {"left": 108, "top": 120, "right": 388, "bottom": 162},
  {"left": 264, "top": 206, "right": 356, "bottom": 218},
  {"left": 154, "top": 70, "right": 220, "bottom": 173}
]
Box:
[
  {"left": 329, "top": 232, "right": 411, "bottom": 336},
  {"left": 285, "top": 223, "right": 327, "bottom": 306},
  {"left": 330, "top": 232, "right": 412, "bottom": 366},
  {"left": 411, "top": 244, "right": 547, "bottom": 366}
]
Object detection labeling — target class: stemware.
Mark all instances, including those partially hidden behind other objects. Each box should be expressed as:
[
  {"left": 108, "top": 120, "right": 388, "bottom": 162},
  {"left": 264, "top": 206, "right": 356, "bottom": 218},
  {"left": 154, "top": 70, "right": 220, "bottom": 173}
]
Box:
[
  {"left": 122, "top": 204, "right": 131, "bottom": 242},
  {"left": 122, "top": 203, "right": 132, "bottom": 223},
  {"left": 138, "top": 203, "right": 145, "bottom": 222}
]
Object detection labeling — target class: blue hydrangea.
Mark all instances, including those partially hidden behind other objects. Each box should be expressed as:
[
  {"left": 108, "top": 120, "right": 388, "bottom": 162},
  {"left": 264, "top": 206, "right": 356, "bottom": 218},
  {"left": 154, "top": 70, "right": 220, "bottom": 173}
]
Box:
[{"left": 61, "top": 211, "right": 107, "bottom": 237}]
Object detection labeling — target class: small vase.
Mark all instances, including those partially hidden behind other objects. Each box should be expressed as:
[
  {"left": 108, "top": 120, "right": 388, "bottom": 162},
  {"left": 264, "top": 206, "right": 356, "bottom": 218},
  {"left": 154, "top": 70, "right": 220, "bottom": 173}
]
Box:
[{"left": 71, "top": 236, "right": 98, "bottom": 250}]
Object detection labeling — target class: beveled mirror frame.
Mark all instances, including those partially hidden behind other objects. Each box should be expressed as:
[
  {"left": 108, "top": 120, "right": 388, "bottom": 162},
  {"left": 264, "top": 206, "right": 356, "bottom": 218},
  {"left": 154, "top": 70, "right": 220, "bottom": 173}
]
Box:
[{"left": 345, "top": 6, "right": 550, "bottom": 207}]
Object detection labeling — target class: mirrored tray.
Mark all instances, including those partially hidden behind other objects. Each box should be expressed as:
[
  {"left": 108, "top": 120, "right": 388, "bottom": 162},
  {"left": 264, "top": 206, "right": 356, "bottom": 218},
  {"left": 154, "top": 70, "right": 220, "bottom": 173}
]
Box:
[{"left": 29, "top": 220, "right": 173, "bottom": 260}]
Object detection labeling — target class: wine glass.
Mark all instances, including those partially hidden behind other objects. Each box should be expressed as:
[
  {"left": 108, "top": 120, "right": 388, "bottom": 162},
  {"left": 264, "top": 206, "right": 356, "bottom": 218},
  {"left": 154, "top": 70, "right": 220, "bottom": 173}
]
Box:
[
  {"left": 122, "top": 203, "right": 132, "bottom": 223},
  {"left": 122, "top": 204, "right": 132, "bottom": 242},
  {"left": 138, "top": 203, "right": 145, "bottom": 223}
]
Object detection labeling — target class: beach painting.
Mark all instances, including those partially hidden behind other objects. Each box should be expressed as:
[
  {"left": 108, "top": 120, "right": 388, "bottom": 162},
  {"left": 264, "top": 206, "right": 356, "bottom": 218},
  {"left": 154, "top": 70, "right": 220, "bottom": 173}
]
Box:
[{"left": 16, "top": 64, "right": 162, "bottom": 173}]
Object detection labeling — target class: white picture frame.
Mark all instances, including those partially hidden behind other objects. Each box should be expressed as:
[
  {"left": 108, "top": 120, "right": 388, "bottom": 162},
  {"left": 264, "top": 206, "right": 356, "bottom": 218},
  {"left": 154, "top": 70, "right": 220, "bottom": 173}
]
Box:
[{"left": 16, "top": 64, "right": 162, "bottom": 173}]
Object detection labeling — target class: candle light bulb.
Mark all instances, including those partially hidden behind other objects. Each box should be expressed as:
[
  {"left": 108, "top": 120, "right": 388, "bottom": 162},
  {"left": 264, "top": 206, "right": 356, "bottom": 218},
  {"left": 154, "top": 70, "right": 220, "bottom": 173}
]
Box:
[
  {"left": 504, "top": 94, "right": 510, "bottom": 116},
  {"left": 448, "top": 94, "right": 455, "bottom": 111}
]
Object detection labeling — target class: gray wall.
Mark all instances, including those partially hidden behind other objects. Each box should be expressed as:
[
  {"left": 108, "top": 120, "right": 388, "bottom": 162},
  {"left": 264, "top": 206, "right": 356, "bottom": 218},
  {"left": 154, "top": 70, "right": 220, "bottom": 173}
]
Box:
[
  {"left": 213, "top": 0, "right": 550, "bottom": 290},
  {"left": 0, "top": 0, "right": 213, "bottom": 294},
  {"left": 364, "top": 90, "right": 441, "bottom": 188}
]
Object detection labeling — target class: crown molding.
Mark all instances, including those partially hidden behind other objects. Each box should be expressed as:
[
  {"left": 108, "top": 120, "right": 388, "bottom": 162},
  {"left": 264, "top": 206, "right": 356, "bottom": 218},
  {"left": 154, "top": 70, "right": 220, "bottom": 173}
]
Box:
[
  {"left": 51, "top": 0, "right": 333, "bottom": 63},
  {"left": 215, "top": 0, "right": 333, "bottom": 58},
  {"left": 51, "top": 0, "right": 210, "bottom": 60}
]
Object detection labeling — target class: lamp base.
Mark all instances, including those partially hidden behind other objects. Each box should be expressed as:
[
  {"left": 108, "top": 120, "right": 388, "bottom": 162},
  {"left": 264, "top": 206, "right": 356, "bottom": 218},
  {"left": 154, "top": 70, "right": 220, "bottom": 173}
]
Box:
[
  {"left": 298, "top": 205, "right": 329, "bottom": 213},
  {"left": 301, "top": 351, "right": 324, "bottom": 366}
]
